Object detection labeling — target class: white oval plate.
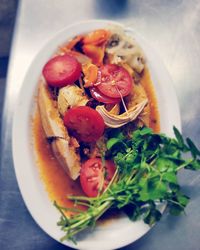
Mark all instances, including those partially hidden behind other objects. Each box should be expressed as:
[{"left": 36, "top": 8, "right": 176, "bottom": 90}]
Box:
[{"left": 12, "top": 20, "right": 181, "bottom": 250}]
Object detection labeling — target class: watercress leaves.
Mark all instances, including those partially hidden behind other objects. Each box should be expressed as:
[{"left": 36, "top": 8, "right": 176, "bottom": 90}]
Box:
[{"left": 55, "top": 126, "right": 200, "bottom": 242}]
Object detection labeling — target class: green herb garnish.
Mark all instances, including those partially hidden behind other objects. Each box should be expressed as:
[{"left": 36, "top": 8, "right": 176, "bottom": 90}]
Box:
[{"left": 54, "top": 126, "right": 200, "bottom": 243}]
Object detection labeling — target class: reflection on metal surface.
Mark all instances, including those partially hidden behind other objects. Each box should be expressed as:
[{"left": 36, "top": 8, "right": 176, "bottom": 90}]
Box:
[{"left": 95, "top": 0, "right": 129, "bottom": 18}]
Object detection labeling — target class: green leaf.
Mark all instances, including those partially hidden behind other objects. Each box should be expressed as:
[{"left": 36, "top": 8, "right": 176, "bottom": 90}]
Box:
[
  {"left": 107, "top": 129, "right": 125, "bottom": 140},
  {"left": 185, "top": 159, "right": 200, "bottom": 170},
  {"left": 186, "top": 138, "right": 200, "bottom": 158},
  {"left": 156, "top": 158, "right": 177, "bottom": 172},
  {"left": 144, "top": 208, "right": 162, "bottom": 225},
  {"left": 168, "top": 203, "right": 184, "bottom": 216},
  {"left": 177, "top": 194, "right": 190, "bottom": 207},
  {"left": 139, "top": 127, "right": 153, "bottom": 136},
  {"left": 139, "top": 177, "right": 167, "bottom": 201},
  {"left": 173, "top": 126, "right": 185, "bottom": 148},
  {"left": 168, "top": 192, "right": 189, "bottom": 216},
  {"left": 138, "top": 179, "right": 149, "bottom": 201},
  {"left": 123, "top": 204, "right": 141, "bottom": 221},
  {"left": 106, "top": 138, "right": 122, "bottom": 150},
  {"left": 149, "top": 180, "right": 168, "bottom": 200},
  {"left": 169, "top": 183, "right": 180, "bottom": 192},
  {"left": 163, "top": 144, "right": 180, "bottom": 156},
  {"left": 162, "top": 172, "right": 177, "bottom": 184},
  {"left": 131, "top": 127, "right": 152, "bottom": 142}
]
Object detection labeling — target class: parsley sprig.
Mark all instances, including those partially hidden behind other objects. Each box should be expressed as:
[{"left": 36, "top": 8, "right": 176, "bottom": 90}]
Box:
[{"left": 55, "top": 126, "right": 200, "bottom": 242}]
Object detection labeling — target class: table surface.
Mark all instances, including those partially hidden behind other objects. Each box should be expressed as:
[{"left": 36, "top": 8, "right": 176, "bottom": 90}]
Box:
[{"left": 1, "top": 0, "right": 200, "bottom": 249}]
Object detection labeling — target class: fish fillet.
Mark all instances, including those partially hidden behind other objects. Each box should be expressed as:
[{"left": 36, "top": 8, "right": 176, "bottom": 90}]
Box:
[{"left": 37, "top": 79, "right": 80, "bottom": 180}]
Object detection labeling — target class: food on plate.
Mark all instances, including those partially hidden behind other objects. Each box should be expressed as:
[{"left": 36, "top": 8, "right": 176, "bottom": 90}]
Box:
[
  {"left": 33, "top": 25, "right": 200, "bottom": 243},
  {"left": 80, "top": 158, "right": 116, "bottom": 197},
  {"left": 42, "top": 54, "right": 81, "bottom": 87},
  {"left": 38, "top": 81, "right": 81, "bottom": 180},
  {"left": 63, "top": 106, "right": 105, "bottom": 142},
  {"left": 95, "top": 64, "right": 133, "bottom": 98}
]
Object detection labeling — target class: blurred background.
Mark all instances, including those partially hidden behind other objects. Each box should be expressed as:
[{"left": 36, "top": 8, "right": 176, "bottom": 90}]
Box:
[{"left": 0, "top": 0, "right": 18, "bottom": 133}]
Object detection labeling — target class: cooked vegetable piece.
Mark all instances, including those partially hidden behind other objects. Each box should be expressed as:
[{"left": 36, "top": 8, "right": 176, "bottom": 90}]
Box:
[
  {"left": 106, "top": 28, "right": 145, "bottom": 73},
  {"left": 66, "top": 50, "right": 92, "bottom": 65},
  {"left": 42, "top": 54, "right": 81, "bottom": 87},
  {"left": 96, "top": 99, "right": 148, "bottom": 128},
  {"left": 64, "top": 106, "right": 105, "bottom": 142},
  {"left": 82, "top": 44, "right": 105, "bottom": 66},
  {"left": 96, "top": 64, "right": 133, "bottom": 98},
  {"left": 58, "top": 85, "right": 88, "bottom": 116},
  {"left": 82, "top": 63, "right": 98, "bottom": 87},
  {"left": 65, "top": 35, "right": 83, "bottom": 50},
  {"left": 83, "top": 29, "right": 110, "bottom": 46},
  {"left": 80, "top": 158, "right": 116, "bottom": 197}
]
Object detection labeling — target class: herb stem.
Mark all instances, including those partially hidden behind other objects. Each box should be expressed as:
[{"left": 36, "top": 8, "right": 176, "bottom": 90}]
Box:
[{"left": 176, "top": 159, "right": 194, "bottom": 171}]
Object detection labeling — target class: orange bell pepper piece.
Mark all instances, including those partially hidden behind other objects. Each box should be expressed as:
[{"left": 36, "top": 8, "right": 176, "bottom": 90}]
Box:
[
  {"left": 83, "top": 44, "right": 105, "bottom": 66},
  {"left": 82, "top": 63, "right": 98, "bottom": 87},
  {"left": 65, "top": 35, "right": 83, "bottom": 50},
  {"left": 83, "top": 29, "right": 111, "bottom": 46}
]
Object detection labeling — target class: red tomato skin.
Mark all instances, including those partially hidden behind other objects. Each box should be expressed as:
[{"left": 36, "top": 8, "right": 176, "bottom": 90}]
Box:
[
  {"left": 80, "top": 158, "right": 116, "bottom": 197},
  {"left": 103, "top": 160, "right": 116, "bottom": 186},
  {"left": 42, "top": 54, "right": 81, "bottom": 87},
  {"left": 64, "top": 106, "right": 105, "bottom": 143},
  {"left": 90, "top": 86, "right": 121, "bottom": 104},
  {"left": 96, "top": 64, "right": 133, "bottom": 98}
]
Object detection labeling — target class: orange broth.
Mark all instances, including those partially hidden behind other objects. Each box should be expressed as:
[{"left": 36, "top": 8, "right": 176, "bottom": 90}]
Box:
[
  {"left": 32, "top": 66, "right": 160, "bottom": 213},
  {"left": 141, "top": 67, "right": 160, "bottom": 133},
  {"left": 32, "top": 112, "right": 85, "bottom": 212}
]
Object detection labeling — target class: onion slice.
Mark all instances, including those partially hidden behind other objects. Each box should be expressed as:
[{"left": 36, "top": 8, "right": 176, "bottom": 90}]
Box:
[{"left": 96, "top": 99, "right": 148, "bottom": 128}]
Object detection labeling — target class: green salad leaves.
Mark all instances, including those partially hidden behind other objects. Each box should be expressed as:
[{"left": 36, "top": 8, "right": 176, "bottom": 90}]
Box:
[{"left": 54, "top": 126, "right": 200, "bottom": 242}]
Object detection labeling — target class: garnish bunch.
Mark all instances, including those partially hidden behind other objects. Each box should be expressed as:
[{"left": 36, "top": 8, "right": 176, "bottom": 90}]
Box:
[{"left": 55, "top": 127, "right": 200, "bottom": 242}]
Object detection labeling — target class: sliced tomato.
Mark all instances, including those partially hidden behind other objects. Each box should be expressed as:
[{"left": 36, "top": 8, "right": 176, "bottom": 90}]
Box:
[
  {"left": 80, "top": 158, "right": 116, "bottom": 197},
  {"left": 42, "top": 54, "right": 81, "bottom": 87},
  {"left": 96, "top": 64, "right": 133, "bottom": 98},
  {"left": 90, "top": 86, "right": 121, "bottom": 104},
  {"left": 64, "top": 106, "right": 105, "bottom": 143}
]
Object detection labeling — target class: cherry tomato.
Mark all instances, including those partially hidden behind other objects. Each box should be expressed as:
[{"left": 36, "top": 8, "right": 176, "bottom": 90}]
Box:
[
  {"left": 80, "top": 158, "right": 116, "bottom": 197},
  {"left": 96, "top": 64, "right": 133, "bottom": 98},
  {"left": 42, "top": 54, "right": 81, "bottom": 87},
  {"left": 90, "top": 86, "right": 121, "bottom": 104},
  {"left": 64, "top": 106, "right": 105, "bottom": 142}
]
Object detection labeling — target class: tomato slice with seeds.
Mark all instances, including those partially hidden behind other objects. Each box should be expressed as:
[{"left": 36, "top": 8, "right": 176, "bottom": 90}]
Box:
[
  {"left": 64, "top": 106, "right": 105, "bottom": 143},
  {"left": 90, "top": 86, "right": 121, "bottom": 104},
  {"left": 96, "top": 64, "right": 133, "bottom": 98},
  {"left": 80, "top": 158, "right": 116, "bottom": 197},
  {"left": 42, "top": 54, "right": 81, "bottom": 87}
]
